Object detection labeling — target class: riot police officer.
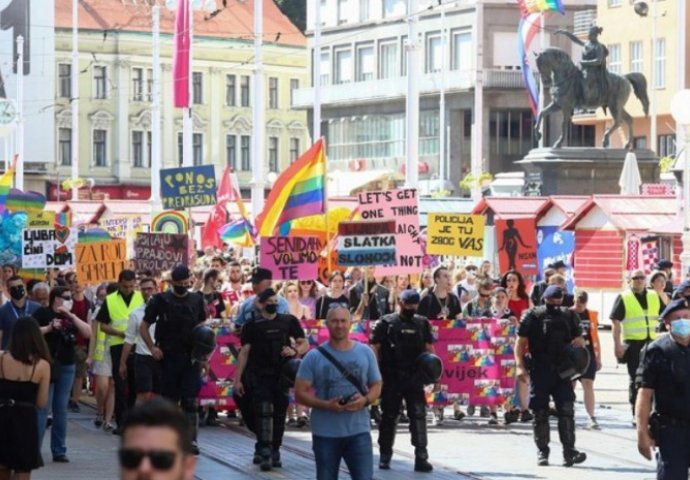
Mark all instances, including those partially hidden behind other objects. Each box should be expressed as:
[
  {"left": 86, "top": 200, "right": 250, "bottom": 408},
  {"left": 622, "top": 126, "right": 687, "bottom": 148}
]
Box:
[
  {"left": 370, "top": 289, "right": 435, "bottom": 472},
  {"left": 636, "top": 298, "right": 690, "bottom": 479},
  {"left": 233, "top": 288, "right": 308, "bottom": 471},
  {"left": 515, "top": 285, "right": 587, "bottom": 467}
]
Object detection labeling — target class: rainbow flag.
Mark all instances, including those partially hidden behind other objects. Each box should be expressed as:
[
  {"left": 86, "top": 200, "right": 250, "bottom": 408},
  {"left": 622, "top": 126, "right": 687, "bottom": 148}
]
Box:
[
  {"left": 6, "top": 189, "right": 46, "bottom": 213},
  {"left": 256, "top": 139, "right": 326, "bottom": 236},
  {"left": 78, "top": 228, "right": 112, "bottom": 243},
  {"left": 56, "top": 210, "right": 72, "bottom": 227},
  {"left": 517, "top": 0, "right": 564, "bottom": 15},
  {"left": 518, "top": 13, "right": 541, "bottom": 115},
  {"left": 0, "top": 163, "right": 15, "bottom": 215},
  {"left": 219, "top": 218, "right": 255, "bottom": 247}
]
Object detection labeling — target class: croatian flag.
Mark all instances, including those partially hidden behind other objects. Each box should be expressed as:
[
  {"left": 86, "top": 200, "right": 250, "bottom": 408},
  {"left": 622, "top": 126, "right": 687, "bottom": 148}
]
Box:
[
  {"left": 518, "top": 13, "right": 541, "bottom": 115},
  {"left": 173, "top": 0, "right": 190, "bottom": 108}
]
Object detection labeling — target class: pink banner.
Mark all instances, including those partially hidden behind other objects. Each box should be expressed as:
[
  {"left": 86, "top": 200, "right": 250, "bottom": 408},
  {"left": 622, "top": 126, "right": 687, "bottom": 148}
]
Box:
[
  {"left": 199, "top": 324, "right": 239, "bottom": 408},
  {"left": 173, "top": 0, "right": 190, "bottom": 108},
  {"left": 260, "top": 236, "right": 322, "bottom": 280}
]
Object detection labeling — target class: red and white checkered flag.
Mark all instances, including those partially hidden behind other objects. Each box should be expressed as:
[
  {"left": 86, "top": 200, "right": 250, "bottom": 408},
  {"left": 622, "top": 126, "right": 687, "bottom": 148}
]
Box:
[{"left": 641, "top": 238, "right": 659, "bottom": 274}]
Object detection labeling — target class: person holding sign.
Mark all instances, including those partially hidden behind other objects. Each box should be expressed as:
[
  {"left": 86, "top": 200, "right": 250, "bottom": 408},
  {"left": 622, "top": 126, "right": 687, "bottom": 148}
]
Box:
[{"left": 349, "top": 267, "right": 392, "bottom": 322}]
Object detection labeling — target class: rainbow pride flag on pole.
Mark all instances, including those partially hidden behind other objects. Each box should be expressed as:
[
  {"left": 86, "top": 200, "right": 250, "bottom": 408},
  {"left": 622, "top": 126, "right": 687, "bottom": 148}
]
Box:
[
  {"left": 256, "top": 139, "right": 326, "bottom": 237},
  {"left": 517, "top": 0, "right": 564, "bottom": 15},
  {"left": 518, "top": 13, "right": 541, "bottom": 115},
  {"left": 219, "top": 218, "right": 255, "bottom": 248},
  {"left": 0, "top": 157, "right": 16, "bottom": 215}
]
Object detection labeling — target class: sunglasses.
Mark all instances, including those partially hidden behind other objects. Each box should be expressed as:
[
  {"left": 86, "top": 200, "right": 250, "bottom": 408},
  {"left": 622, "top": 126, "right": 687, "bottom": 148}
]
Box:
[
  {"left": 632, "top": 276, "right": 646, "bottom": 280},
  {"left": 119, "top": 448, "right": 178, "bottom": 470},
  {"left": 479, "top": 293, "right": 491, "bottom": 298},
  {"left": 61, "top": 295, "right": 72, "bottom": 301}
]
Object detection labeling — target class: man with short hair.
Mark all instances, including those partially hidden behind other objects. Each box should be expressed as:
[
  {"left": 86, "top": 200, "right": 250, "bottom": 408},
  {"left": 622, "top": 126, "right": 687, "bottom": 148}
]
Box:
[
  {"left": 209, "top": 256, "right": 226, "bottom": 272},
  {"left": 350, "top": 266, "right": 392, "bottom": 322},
  {"left": 221, "top": 261, "right": 244, "bottom": 307},
  {"left": 30, "top": 282, "right": 50, "bottom": 307},
  {"left": 0, "top": 275, "right": 40, "bottom": 349},
  {"left": 233, "top": 267, "right": 289, "bottom": 329},
  {"left": 418, "top": 266, "right": 462, "bottom": 321},
  {"left": 295, "top": 305, "right": 382, "bottom": 480},
  {"left": 119, "top": 398, "right": 197, "bottom": 480},
  {"left": 67, "top": 273, "right": 93, "bottom": 413},
  {"left": 462, "top": 279, "right": 494, "bottom": 318},
  {"left": 531, "top": 268, "right": 556, "bottom": 307}
]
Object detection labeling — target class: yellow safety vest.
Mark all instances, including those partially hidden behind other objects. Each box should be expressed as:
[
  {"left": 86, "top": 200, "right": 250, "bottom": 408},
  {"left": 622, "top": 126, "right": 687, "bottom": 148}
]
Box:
[
  {"left": 621, "top": 289, "right": 659, "bottom": 341},
  {"left": 105, "top": 291, "right": 144, "bottom": 347},
  {"left": 94, "top": 320, "right": 106, "bottom": 362}
]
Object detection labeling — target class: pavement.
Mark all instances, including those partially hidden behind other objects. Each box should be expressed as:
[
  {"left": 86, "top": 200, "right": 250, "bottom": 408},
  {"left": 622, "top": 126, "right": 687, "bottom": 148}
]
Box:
[{"left": 34, "top": 331, "right": 659, "bottom": 480}]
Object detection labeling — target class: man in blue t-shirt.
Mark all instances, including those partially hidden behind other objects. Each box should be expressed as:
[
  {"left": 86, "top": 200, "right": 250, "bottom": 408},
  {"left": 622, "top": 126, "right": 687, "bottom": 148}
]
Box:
[
  {"left": 233, "top": 267, "right": 289, "bottom": 329},
  {"left": 295, "top": 305, "right": 382, "bottom": 480},
  {"left": 0, "top": 276, "right": 40, "bottom": 349}
]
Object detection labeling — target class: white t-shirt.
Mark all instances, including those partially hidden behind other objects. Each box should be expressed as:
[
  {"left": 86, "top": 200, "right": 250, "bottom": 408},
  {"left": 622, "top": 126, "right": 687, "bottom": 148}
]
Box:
[{"left": 124, "top": 304, "right": 156, "bottom": 356}]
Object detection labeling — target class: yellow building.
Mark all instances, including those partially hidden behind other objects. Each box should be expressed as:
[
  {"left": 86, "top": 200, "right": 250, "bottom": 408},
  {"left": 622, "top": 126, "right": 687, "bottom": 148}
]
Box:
[
  {"left": 50, "top": 0, "right": 309, "bottom": 200},
  {"left": 574, "top": 0, "right": 689, "bottom": 156}
]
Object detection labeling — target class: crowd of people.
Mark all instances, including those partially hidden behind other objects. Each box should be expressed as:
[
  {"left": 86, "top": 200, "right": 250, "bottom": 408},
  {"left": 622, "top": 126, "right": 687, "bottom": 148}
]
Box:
[{"left": 0, "top": 250, "right": 688, "bottom": 479}]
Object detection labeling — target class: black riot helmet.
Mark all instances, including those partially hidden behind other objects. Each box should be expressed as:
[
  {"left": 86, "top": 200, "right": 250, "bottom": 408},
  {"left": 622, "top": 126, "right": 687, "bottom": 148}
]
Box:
[
  {"left": 280, "top": 358, "right": 302, "bottom": 388},
  {"left": 558, "top": 345, "right": 591, "bottom": 380},
  {"left": 416, "top": 352, "right": 443, "bottom": 385},
  {"left": 191, "top": 324, "right": 217, "bottom": 362}
]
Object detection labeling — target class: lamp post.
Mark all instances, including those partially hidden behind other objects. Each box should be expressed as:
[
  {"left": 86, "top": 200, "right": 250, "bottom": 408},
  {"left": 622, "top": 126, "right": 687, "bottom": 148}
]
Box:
[{"left": 671, "top": 89, "right": 690, "bottom": 278}]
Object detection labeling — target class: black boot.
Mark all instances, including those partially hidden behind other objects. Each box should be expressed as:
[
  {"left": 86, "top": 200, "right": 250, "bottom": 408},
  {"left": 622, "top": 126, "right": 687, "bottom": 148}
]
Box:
[
  {"left": 557, "top": 402, "right": 586, "bottom": 467},
  {"left": 379, "top": 453, "right": 392, "bottom": 470},
  {"left": 184, "top": 411, "right": 200, "bottom": 455},
  {"left": 414, "top": 448, "right": 433, "bottom": 473},
  {"left": 256, "top": 403, "right": 274, "bottom": 471},
  {"left": 378, "top": 413, "right": 397, "bottom": 467},
  {"left": 411, "top": 411, "right": 432, "bottom": 472},
  {"left": 533, "top": 410, "right": 550, "bottom": 466},
  {"left": 271, "top": 450, "right": 282, "bottom": 468}
]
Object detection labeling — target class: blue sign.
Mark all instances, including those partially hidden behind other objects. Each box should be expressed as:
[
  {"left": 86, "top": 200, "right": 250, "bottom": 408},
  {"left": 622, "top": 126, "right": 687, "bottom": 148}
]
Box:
[
  {"left": 536, "top": 226, "right": 575, "bottom": 292},
  {"left": 160, "top": 165, "right": 217, "bottom": 210}
]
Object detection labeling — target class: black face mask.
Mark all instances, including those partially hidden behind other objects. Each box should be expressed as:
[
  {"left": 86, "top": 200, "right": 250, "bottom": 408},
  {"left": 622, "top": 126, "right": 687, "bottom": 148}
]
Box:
[
  {"left": 172, "top": 285, "right": 188, "bottom": 295},
  {"left": 264, "top": 304, "right": 278, "bottom": 314},
  {"left": 9, "top": 286, "right": 25, "bottom": 301},
  {"left": 546, "top": 303, "right": 560, "bottom": 314},
  {"left": 401, "top": 308, "right": 417, "bottom": 319}
]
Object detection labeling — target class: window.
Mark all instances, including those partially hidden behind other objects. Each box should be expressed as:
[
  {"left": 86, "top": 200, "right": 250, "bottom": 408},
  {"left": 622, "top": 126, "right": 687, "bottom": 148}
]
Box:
[
  {"left": 419, "top": 111, "right": 439, "bottom": 156},
  {"left": 426, "top": 33, "right": 442, "bottom": 73},
  {"left": 654, "top": 38, "right": 665, "bottom": 89},
  {"left": 268, "top": 137, "right": 279, "bottom": 172},
  {"left": 337, "top": 0, "right": 348, "bottom": 24},
  {"left": 226, "top": 135, "right": 237, "bottom": 169},
  {"left": 193, "top": 133, "right": 203, "bottom": 165},
  {"left": 93, "top": 129, "right": 107, "bottom": 166},
  {"left": 493, "top": 32, "right": 520, "bottom": 69},
  {"left": 452, "top": 30, "right": 472, "bottom": 71},
  {"left": 608, "top": 43, "right": 621, "bottom": 75},
  {"left": 177, "top": 133, "right": 183, "bottom": 166},
  {"left": 146, "top": 68, "right": 153, "bottom": 101},
  {"left": 658, "top": 134, "right": 675, "bottom": 158},
  {"left": 240, "top": 135, "right": 251, "bottom": 171},
  {"left": 359, "top": 0, "right": 369, "bottom": 22},
  {"left": 379, "top": 41, "right": 398, "bottom": 79},
  {"left": 269, "top": 77, "right": 279, "bottom": 109},
  {"left": 401, "top": 36, "right": 408, "bottom": 76},
  {"left": 132, "top": 131, "right": 145, "bottom": 168},
  {"left": 633, "top": 136, "right": 647, "bottom": 150},
  {"left": 58, "top": 64, "right": 71, "bottom": 98},
  {"left": 132, "top": 68, "right": 144, "bottom": 102},
  {"left": 240, "top": 75, "right": 250, "bottom": 107},
  {"left": 608, "top": 0, "right": 621, "bottom": 6},
  {"left": 59, "top": 128, "right": 71, "bottom": 166},
  {"left": 289, "top": 137, "right": 300, "bottom": 163},
  {"left": 327, "top": 113, "right": 405, "bottom": 163},
  {"left": 383, "top": 0, "right": 405, "bottom": 17},
  {"left": 290, "top": 78, "right": 299, "bottom": 107},
  {"left": 334, "top": 48, "right": 352, "bottom": 84},
  {"left": 356, "top": 44, "right": 375, "bottom": 82},
  {"left": 630, "top": 41, "right": 643, "bottom": 73},
  {"left": 147, "top": 131, "right": 152, "bottom": 166},
  {"left": 192, "top": 72, "right": 203, "bottom": 104},
  {"left": 94, "top": 66, "right": 107, "bottom": 99},
  {"left": 226, "top": 74, "right": 236, "bottom": 106},
  {"left": 489, "top": 109, "right": 535, "bottom": 156},
  {"left": 320, "top": 50, "right": 331, "bottom": 86}
]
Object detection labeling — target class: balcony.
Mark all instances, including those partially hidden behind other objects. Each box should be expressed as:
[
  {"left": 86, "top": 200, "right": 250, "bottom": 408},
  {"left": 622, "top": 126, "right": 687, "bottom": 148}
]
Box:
[{"left": 482, "top": 69, "right": 524, "bottom": 89}]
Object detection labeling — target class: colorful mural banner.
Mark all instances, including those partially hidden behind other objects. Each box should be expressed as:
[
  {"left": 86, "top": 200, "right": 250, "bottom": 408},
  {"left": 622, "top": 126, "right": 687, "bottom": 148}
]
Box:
[
  {"left": 160, "top": 165, "right": 217, "bottom": 209},
  {"left": 75, "top": 240, "right": 127, "bottom": 285},
  {"left": 134, "top": 233, "right": 189, "bottom": 272},
  {"left": 259, "top": 236, "right": 322, "bottom": 280},
  {"left": 536, "top": 225, "right": 575, "bottom": 290},
  {"left": 495, "top": 218, "right": 538, "bottom": 275},
  {"left": 22, "top": 227, "right": 77, "bottom": 269},
  {"left": 426, "top": 213, "right": 485, "bottom": 257}
]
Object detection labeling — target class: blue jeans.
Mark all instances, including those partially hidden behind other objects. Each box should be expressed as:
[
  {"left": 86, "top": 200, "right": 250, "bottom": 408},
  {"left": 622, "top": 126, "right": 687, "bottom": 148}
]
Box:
[
  {"left": 37, "top": 362, "right": 75, "bottom": 459},
  {"left": 312, "top": 432, "right": 373, "bottom": 480}
]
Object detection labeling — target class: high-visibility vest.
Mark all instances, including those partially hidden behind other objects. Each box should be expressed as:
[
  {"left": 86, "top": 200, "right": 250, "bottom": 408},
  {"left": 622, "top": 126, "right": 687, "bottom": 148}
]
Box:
[
  {"left": 105, "top": 291, "right": 144, "bottom": 347},
  {"left": 93, "top": 320, "right": 106, "bottom": 362},
  {"left": 621, "top": 289, "right": 659, "bottom": 341}
]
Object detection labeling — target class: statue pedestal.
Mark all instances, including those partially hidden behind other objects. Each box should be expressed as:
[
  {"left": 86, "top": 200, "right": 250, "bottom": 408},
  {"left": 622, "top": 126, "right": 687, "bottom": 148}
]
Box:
[{"left": 516, "top": 148, "right": 660, "bottom": 195}]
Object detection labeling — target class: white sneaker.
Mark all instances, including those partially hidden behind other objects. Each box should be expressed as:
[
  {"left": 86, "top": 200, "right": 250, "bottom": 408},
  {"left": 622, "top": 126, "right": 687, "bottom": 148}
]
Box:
[
  {"left": 427, "top": 410, "right": 438, "bottom": 426},
  {"left": 588, "top": 417, "right": 601, "bottom": 430}
]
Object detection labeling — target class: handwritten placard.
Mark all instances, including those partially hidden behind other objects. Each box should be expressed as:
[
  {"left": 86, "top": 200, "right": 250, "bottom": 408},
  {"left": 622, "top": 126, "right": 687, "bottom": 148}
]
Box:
[
  {"left": 427, "top": 213, "right": 485, "bottom": 257},
  {"left": 259, "top": 236, "right": 322, "bottom": 280},
  {"left": 26, "top": 211, "right": 56, "bottom": 229},
  {"left": 160, "top": 165, "right": 217, "bottom": 209},
  {"left": 336, "top": 220, "right": 397, "bottom": 267},
  {"left": 134, "top": 233, "right": 189, "bottom": 272},
  {"left": 76, "top": 240, "right": 127, "bottom": 285},
  {"left": 22, "top": 227, "right": 77, "bottom": 268}
]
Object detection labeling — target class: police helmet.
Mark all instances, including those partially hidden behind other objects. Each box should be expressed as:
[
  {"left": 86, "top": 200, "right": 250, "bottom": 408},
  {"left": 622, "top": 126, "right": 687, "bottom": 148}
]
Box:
[
  {"left": 416, "top": 352, "right": 443, "bottom": 385},
  {"left": 558, "top": 345, "right": 591, "bottom": 380},
  {"left": 280, "top": 358, "right": 302, "bottom": 388},
  {"left": 191, "top": 324, "right": 217, "bottom": 362}
]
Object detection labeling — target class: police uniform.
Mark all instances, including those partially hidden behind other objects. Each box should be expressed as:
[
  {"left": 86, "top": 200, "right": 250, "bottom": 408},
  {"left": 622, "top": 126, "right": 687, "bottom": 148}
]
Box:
[
  {"left": 518, "top": 285, "right": 586, "bottom": 466},
  {"left": 636, "top": 299, "right": 690, "bottom": 480},
  {"left": 370, "top": 290, "right": 434, "bottom": 472}
]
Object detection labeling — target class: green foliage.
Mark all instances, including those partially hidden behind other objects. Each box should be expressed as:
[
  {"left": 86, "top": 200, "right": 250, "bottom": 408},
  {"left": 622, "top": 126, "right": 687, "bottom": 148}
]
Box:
[
  {"left": 459, "top": 172, "right": 493, "bottom": 191},
  {"left": 430, "top": 188, "right": 451, "bottom": 199},
  {"left": 659, "top": 156, "right": 675, "bottom": 174},
  {"left": 274, "top": 0, "right": 306, "bottom": 32}
]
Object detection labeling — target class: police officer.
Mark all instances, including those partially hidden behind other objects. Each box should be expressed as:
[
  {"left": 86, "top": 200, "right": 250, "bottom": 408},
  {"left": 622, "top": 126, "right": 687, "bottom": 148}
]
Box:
[
  {"left": 233, "top": 288, "right": 308, "bottom": 471},
  {"left": 370, "top": 289, "right": 435, "bottom": 472},
  {"left": 139, "top": 265, "right": 206, "bottom": 454},
  {"left": 636, "top": 298, "right": 690, "bottom": 479},
  {"left": 515, "top": 285, "right": 587, "bottom": 467}
]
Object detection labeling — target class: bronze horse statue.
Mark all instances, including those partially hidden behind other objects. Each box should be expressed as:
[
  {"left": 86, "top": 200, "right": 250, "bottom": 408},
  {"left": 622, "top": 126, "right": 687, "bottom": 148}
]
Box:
[{"left": 534, "top": 47, "right": 649, "bottom": 149}]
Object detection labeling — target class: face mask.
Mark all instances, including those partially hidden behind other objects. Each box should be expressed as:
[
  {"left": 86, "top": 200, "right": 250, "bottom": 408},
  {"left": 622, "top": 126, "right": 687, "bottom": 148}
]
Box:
[
  {"left": 9, "top": 286, "right": 25, "bottom": 301},
  {"left": 670, "top": 319, "right": 690, "bottom": 338},
  {"left": 173, "top": 284, "right": 188, "bottom": 295},
  {"left": 546, "top": 303, "right": 560, "bottom": 313},
  {"left": 264, "top": 303, "right": 278, "bottom": 314},
  {"left": 401, "top": 308, "right": 416, "bottom": 318},
  {"left": 62, "top": 300, "right": 73, "bottom": 311}
]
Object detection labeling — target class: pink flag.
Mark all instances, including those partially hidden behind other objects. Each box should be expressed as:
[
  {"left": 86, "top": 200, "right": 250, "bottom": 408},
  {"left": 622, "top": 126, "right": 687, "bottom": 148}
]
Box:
[{"left": 173, "top": 0, "right": 190, "bottom": 108}]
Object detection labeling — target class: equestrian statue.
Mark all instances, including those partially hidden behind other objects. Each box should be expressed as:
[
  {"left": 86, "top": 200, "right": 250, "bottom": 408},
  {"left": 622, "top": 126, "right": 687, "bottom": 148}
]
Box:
[{"left": 534, "top": 26, "right": 649, "bottom": 149}]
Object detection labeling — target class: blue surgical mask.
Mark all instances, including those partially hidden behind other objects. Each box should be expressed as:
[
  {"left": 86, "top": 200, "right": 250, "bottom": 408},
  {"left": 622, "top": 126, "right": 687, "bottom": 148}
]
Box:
[{"left": 670, "top": 319, "right": 690, "bottom": 338}]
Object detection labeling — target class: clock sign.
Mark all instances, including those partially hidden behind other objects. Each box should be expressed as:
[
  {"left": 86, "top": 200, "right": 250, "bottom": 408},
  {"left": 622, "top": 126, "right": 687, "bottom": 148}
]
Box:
[{"left": 0, "top": 100, "right": 17, "bottom": 125}]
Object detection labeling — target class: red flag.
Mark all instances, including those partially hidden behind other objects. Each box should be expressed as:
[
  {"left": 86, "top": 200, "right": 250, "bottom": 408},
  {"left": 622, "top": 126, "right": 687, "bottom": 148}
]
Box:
[
  {"left": 173, "top": 0, "right": 190, "bottom": 108},
  {"left": 201, "top": 167, "right": 232, "bottom": 249}
]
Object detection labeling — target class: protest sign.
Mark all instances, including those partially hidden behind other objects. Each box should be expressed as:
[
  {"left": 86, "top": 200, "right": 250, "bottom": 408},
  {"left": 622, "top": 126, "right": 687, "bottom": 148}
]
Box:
[
  {"left": 134, "top": 233, "right": 189, "bottom": 272},
  {"left": 26, "top": 211, "right": 56, "bottom": 229},
  {"left": 22, "top": 226, "right": 77, "bottom": 268},
  {"left": 427, "top": 213, "right": 485, "bottom": 257},
  {"left": 101, "top": 215, "right": 145, "bottom": 239},
  {"left": 336, "top": 220, "right": 397, "bottom": 267},
  {"left": 495, "top": 218, "right": 538, "bottom": 274},
  {"left": 260, "top": 236, "right": 322, "bottom": 280},
  {"left": 160, "top": 165, "right": 217, "bottom": 209},
  {"left": 357, "top": 189, "right": 424, "bottom": 275},
  {"left": 537, "top": 225, "right": 574, "bottom": 290},
  {"left": 76, "top": 240, "right": 127, "bottom": 285}
]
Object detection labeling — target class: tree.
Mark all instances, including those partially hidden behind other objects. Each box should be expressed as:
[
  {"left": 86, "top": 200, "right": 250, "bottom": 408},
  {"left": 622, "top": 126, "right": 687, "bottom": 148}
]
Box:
[{"left": 274, "top": 0, "right": 306, "bottom": 32}]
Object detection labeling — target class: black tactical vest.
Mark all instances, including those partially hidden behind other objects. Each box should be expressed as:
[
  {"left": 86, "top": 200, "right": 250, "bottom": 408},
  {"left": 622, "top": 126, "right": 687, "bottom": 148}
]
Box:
[{"left": 380, "top": 314, "right": 427, "bottom": 370}]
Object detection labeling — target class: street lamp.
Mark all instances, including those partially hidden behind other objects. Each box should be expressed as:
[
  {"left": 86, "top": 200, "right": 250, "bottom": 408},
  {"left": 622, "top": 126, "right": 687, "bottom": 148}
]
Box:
[{"left": 671, "top": 89, "right": 690, "bottom": 278}]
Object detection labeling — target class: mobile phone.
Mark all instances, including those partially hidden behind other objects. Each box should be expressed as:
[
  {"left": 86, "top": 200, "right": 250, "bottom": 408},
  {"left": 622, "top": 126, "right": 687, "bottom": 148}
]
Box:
[{"left": 339, "top": 392, "right": 357, "bottom": 405}]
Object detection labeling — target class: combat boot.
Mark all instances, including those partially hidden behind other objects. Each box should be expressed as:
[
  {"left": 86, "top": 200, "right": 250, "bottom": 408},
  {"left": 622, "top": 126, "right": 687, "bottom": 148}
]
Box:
[
  {"left": 379, "top": 453, "right": 392, "bottom": 470},
  {"left": 271, "top": 450, "right": 282, "bottom": 468},
  {"left": 414, "top": 449, "right": 433, "bottom": 473},
  {"left": 563, "top": 450, "right": 586, "bottom": 467},
  {"left": 537, "top": 449, "right": 549, "bottom": 466}
]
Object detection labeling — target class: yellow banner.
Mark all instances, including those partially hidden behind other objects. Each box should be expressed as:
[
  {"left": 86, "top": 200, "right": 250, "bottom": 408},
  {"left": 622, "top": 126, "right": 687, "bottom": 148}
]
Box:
[
  {"left": 427, "top": 213, "right": 485, "bottom": 257},
  {"left": 27, "top": 211, "right": 56, "bottom": 228}
]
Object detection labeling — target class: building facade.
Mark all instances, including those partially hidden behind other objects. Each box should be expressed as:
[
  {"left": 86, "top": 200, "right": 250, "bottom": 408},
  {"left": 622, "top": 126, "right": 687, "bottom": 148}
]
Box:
[
  {"left": 48, "top": 0, "right": 308, "bottom": 200},
  {"left": 293, "top": 0, "right": 596, "bottom": 194}
]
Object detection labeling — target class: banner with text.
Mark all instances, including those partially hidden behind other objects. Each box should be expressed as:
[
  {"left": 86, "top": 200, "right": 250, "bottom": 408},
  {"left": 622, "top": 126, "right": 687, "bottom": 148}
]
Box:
[
  {"left": 26, "top": 211, "right": 56, "bottom": 229},
  {"left": 336, "top": 220, "right": 397, "bottom": 267},
  {"left": 259, "top": 236, "right": 322, "bottom": 280},
  {"left": 76, "top": 240, "right": 127, "bottom": 285},
  {"left": 427, "top": 213, "right": 485, "bottom": 257},
  {"left": 495, "top": 218, "right": 538, "bottom": 275},
  {"left": 22, "top": 227, "right": 77, "bottom": 269},
  {"left": 160, "top": 165, "right": 217, "bottom": 209},
  {"left": 134, "top": 233, "right": 189, "bottom": 272}
]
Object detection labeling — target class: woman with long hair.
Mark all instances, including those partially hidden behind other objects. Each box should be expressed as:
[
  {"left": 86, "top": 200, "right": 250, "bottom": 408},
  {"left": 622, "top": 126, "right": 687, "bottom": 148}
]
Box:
[
  {"left": 314, "top": 272, "right": 349, "bottom": 320},
  {"left": 649, "top": 270, "right": 670, "bottom": 307},
  {"left": 0, "top": 316, "right": 52, "bottom": 479},
  {"left": 281, "top": 282, "right": 312, "bottom": 320},
  {"left": 298, "top": 280, "right": 319, "bottom": 320},
  {"left": 500, "top": 270, "right": 530, "bottom": 319}
]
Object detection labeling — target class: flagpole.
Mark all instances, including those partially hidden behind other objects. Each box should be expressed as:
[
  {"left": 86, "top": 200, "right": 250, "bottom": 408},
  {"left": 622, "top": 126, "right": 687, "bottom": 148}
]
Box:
[
  {"left": 538, "top": 12, "right": 545, "bottom": 148},
  {"left": 150, "top": 5, "right": 162, "bottom": 211},
  {"left": 182, "top": 0, "right": 193, "bottom": 167},
  {"left": 15, "top": 35, "right": 24, "bottom": 191},
  {"left": 251, "top": 0, "right": 266, "bottom": 225},
  {"left": 322, "top": 138, "right": 332, "bottom": 277}
]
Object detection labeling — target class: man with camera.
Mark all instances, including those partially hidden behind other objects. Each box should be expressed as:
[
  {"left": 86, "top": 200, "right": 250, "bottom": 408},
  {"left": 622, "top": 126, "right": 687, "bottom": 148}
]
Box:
[{"left": 515, "top": 285, "right": 587, "bottom": 467}]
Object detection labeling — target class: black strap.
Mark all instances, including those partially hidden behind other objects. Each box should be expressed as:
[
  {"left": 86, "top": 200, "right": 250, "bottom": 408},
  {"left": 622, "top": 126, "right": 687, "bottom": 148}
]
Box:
[{"left": 316, "top": 346, "right": 367, "bottom": 396}]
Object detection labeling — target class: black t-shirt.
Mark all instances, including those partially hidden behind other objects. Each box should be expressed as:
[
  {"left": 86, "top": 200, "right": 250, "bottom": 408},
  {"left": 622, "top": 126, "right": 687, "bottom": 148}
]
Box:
[
  {"left": 34, "top": 306, "right": 77, "bottom": 366},
  {"left": 143, "top": 291, "right": 205, "bottom": 352},
  {"left": 418, "top": 291, "right": 462, "bottom": 320},
  {"left": 202, "top": 291, "right": 226, "bottom": 319},
  {"left": 609, "top": 290, "right": 661, "bottom": 321},
  {"left": 518, "top": 306, "right": 582, "bottom": 361},
  {"left": 315, "top": 294, "right": 349, "bottom": 320},
  {"left": 240, "top": 313, "right": 305, "bottom": 372},
  {"left": 96, "top": 291, "right": 135, "bottom": 324}
]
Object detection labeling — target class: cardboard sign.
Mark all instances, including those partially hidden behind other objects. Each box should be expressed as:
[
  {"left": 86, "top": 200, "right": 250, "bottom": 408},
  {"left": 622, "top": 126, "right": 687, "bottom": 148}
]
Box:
[
  {"left": 160, "top": 165, "right": 217, "bottom": 209},
  {"left": 357, "top": 189, "right": 424, "bottom": 275},
  {"left": 101, "top": 215, "right": 145, "bottom": 240},
  {"left": 26, "top": 211, "right": 56, "bottom": 229},
  {"left": 495, "top": 218, "right": 538, "bottom": 274},
  {"left": 134, "top": 233, "right": 189, "bottom": 272},
  {"left": 260, "top": 236, "right": 322, "bottom": 280},
  {"left": 76, "top": 240, "right": 127, "bottom": 285},
  {"left": 22, "top": 227, "right": 77, "bottom": 268},
  {"left": 427, "top": 213, "right": 485, "bottom": 257}
]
